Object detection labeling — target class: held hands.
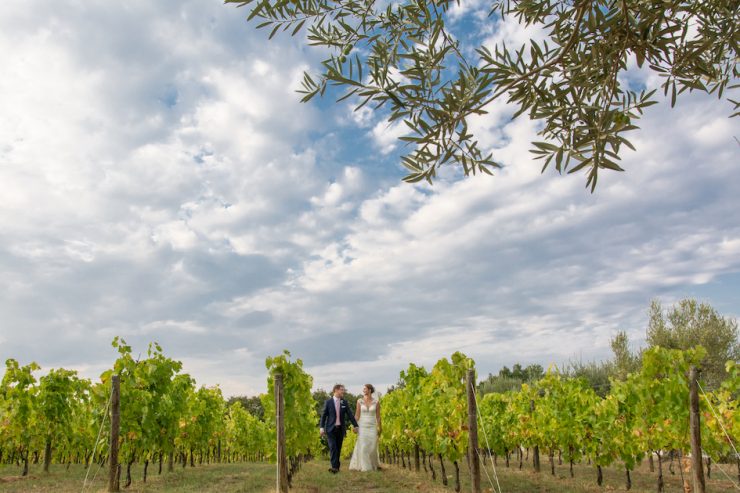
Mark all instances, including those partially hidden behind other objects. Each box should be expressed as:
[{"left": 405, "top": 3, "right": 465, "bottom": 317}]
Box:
[{"left": 353, "top": 426, "right": 359, "bottom": 434}]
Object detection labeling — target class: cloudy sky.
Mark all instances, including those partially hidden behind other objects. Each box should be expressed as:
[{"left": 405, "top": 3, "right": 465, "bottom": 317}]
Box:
[{"left": 1, "top": 0, "right": 738, "bottom": 397}]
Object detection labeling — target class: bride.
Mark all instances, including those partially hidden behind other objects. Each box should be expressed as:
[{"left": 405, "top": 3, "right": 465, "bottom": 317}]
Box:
[{"left": 349, "top": 384, "right": 381, "bottom": 471}]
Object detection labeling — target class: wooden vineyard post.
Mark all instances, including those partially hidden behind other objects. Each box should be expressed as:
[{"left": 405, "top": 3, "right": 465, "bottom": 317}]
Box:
[
  {"left": 689, "top": 366, "right": 706, "bottom": 493},
  {"left": 466, "top": 369, "right": 481, "bottom": 493},
  {"left": 530, "top": 399, "right": 540, "bottom": 472},
  {"left": 275, "top": 373, "right": 289, "bottom": 493},
  {"left": 108, "top": 374, "right": 120, "bottom": 492}
]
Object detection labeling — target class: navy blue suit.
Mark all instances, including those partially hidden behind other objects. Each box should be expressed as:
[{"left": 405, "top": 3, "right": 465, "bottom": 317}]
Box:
[{"left": 320, "top": 397, "right": 358, "bottom": 470}]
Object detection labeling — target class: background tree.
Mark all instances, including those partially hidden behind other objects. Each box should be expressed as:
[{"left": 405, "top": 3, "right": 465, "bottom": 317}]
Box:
[
  {"left": 647, "top": 298, "right": 739, "bottom": 388},
  {"left": 610, "top": 330, "right": 641, "bottom": 380},
  {"left": 564, "top": 359, "right": 613, "bottom": 397},
  {"left": 227, "top": 395, "right": 265, "bottom": 420},
  {"left": 479, "top": 363, "right": 544, "bottom": 394},
  {"left": 310, "top": 389, "right": 330, "bottom": 421},
  {"left": 310, "top": 388, "right": 359, "bottom": 420},
  {"left": 228, "top": 0, "right": 738, "bottom": 190}
]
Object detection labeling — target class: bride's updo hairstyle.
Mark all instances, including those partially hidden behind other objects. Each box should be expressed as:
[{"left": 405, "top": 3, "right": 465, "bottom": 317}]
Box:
[{"left": 364, "top": 384, "right": 375, "bottom": 394}]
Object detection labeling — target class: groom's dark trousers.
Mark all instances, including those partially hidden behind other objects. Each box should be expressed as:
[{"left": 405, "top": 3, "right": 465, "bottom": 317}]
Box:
[
  {"left": 327, "top": 427, "right": 343, "bottom": 471},
  {"left": 320, "top": 398, "right": 359, "bottom": 471}
]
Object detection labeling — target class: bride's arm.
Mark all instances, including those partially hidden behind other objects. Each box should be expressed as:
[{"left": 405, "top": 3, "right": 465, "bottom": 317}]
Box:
[
  {"left": 354, "top": 400, "right": 361, "bottom": 422},
  {"left": 376, "top": 400, "right": 381, "bottom": 433}
]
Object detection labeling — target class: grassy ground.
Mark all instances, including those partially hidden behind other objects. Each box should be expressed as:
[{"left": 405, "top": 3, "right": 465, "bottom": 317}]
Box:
[
  {"left": 0, "top": 457, "right": 736, "bottom": 492},
  {"left": 0, "top": 462, "right": 275, "bottom": 493},
  {"left": 404, "top": 457, "right": 738, "bottom": 493}
]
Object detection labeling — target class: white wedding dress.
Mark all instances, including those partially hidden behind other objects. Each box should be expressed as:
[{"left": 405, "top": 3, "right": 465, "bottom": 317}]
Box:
[{"left": 348, "top": 399, "right": 380, "bottom": 471}]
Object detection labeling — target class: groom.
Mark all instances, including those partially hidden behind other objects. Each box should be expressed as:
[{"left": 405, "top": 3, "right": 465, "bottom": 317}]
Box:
[{"left": 319, "top": 384, "right": 359, "bottom": 473}]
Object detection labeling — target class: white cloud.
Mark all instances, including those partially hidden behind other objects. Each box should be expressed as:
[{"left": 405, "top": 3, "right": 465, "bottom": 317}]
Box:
[
  {"left": 448, "top": 0, "right": 488, "bottom": 22},
  {"left": 370, "top": 119, "right": 411, "bottom": 154},
  {"left": 349, "top": 105, "right": 375, "bottom": 128}
]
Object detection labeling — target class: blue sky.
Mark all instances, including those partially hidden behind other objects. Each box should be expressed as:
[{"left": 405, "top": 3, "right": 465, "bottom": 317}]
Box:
[{"left": 1, "top": 0, "right": 738, "bottom": 396}]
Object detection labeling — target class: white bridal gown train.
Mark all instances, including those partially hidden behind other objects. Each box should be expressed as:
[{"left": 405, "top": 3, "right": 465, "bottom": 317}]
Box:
[{"left": 348, "top": 399, "right": 380, "bottom": 471}]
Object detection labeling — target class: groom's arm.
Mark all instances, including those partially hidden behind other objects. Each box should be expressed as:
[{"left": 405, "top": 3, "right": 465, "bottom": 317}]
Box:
[{"left": 319, "top": 400, "right": 329, "bottom": 434}]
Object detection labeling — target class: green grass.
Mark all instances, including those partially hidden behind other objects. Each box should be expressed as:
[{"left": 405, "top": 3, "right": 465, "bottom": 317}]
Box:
[
  {"left": 0, "top": 461, "right": 275, "bottom": 493},
  {"left": 0, "top": 457, "right": 736, "bottom": 492},
  {"left": 415, "top": 457, "right": 739, "bottom": 493}
]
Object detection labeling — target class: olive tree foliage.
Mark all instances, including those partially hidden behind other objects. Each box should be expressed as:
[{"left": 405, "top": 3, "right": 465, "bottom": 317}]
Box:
[
  {"left": 226, "top": 0, "right": 738, "bottom": 190},
  {"left": 647, "top": 298, "right": 739, "bottom": 389},
  {"left": 609, "top": 330, "right": 641, "bottom": 380}
]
